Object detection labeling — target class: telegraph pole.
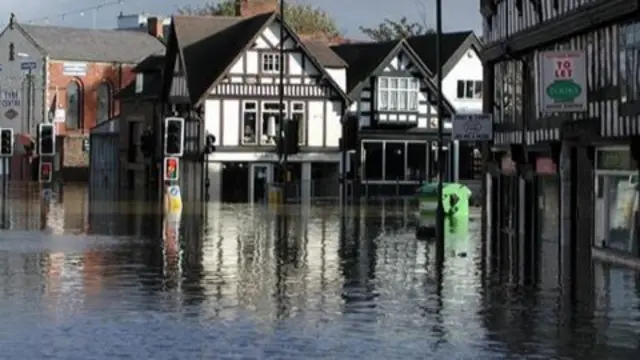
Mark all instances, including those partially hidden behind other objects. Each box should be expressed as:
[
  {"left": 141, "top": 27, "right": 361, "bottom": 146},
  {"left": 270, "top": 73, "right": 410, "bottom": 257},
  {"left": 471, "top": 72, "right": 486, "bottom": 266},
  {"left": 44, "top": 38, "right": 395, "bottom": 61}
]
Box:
[{"left": 435, "top": 0, "right": 445, "bottom": 266}]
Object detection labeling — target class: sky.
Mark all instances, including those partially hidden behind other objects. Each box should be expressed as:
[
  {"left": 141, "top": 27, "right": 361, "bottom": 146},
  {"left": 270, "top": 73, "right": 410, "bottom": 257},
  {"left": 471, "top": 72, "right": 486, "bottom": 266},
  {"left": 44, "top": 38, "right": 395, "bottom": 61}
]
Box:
[{"left": 0, "top": 0, "right": 482, "bottom": 39}]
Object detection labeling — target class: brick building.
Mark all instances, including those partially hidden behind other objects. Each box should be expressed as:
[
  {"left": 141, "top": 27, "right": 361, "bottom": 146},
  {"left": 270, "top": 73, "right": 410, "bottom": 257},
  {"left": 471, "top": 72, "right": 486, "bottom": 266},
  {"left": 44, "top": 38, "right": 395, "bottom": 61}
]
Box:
[{"left": 0, "top": 14, "right": 164, "bottom": 180}]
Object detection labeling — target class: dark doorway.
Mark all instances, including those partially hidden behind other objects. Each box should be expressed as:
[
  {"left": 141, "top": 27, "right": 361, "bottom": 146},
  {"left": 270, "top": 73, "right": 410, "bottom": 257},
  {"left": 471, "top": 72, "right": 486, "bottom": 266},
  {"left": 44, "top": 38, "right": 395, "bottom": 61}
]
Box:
[{"left": 221, "top": 162, "right": 249, "bottom": 203}]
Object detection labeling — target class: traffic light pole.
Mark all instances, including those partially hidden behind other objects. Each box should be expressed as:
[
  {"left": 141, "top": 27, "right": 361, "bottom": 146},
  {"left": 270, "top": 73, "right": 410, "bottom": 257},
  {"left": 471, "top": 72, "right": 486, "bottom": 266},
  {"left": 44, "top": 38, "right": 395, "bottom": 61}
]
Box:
[{"left": 1, "top": 158, "right": 8, "bottom": 229}]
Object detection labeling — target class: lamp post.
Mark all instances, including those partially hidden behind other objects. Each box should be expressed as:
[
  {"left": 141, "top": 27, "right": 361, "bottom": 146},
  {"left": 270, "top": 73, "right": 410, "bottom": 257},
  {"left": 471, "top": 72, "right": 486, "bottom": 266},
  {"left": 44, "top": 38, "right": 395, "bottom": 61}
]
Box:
[
  {"left": 278, "top": 0, "right": 287, "bottom": 204},
  {"left": 435, "top": 0, "right": 445, "bottom": 265}
]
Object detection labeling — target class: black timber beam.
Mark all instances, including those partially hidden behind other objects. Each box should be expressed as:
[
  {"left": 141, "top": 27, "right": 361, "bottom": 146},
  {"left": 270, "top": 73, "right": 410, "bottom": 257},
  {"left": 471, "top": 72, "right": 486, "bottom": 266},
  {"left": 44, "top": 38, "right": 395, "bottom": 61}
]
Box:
[{"left": 482, "top": 0, "right": 639, "bottom": 63}]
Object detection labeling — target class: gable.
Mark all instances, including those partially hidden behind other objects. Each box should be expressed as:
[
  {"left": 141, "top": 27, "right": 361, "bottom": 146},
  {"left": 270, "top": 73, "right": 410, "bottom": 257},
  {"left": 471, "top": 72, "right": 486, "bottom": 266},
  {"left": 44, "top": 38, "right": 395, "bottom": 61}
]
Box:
[
  {"left": 198, "top": 14, "right": 349, "bottom": 105},
  {"left": 381, "top": 48, "right": 422, "bottom": 75},
  {"left": 373, "top": 43, "right": 456, "bottom": 116}
]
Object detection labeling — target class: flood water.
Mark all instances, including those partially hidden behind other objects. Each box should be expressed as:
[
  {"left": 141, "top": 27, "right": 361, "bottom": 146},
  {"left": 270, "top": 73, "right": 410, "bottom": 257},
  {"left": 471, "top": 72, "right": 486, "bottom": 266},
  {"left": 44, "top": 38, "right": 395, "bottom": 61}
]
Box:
[{"left": 0, "top": 184, "right": 639, "bottom": 359}]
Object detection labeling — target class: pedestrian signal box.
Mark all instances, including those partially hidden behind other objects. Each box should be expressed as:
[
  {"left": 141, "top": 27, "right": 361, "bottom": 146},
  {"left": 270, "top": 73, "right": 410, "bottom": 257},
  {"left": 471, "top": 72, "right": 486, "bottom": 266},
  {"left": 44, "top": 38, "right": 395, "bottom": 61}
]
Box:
[
  {"left": 164, "top": 157, "right": 179, "bottom": 181},
  {"left": 40, "top": 162, "right": 52, "bottom": 183}
]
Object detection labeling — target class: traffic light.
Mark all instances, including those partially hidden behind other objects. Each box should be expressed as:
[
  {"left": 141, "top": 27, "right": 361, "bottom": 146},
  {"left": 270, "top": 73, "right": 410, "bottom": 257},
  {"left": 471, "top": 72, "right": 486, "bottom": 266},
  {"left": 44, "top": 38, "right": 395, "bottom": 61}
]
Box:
[
  {"left": 204, "top": 133, "right": 216, "bottom": 154},
  {"left": 164, "top": 117, "right": 184, "bottom": 156},
  {"left": 37, "top": 123, "right": 55, "bottom": 156},
  {"left": 39, "top": 161, "right": 52, "bottom": 183},
  {"left": 0, "top": 128, "right": 13, "bottom": 156}
]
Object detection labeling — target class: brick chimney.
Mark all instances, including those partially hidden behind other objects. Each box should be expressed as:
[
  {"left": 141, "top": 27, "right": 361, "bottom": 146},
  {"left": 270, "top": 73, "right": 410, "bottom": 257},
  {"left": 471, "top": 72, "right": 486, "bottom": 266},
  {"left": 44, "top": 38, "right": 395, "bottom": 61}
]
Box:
[
  {"left": 235, "top": 0, "right": 278, "bottom": 17},
  {"left": 147, "top": 17, "right": 163, "bottom": 38}
]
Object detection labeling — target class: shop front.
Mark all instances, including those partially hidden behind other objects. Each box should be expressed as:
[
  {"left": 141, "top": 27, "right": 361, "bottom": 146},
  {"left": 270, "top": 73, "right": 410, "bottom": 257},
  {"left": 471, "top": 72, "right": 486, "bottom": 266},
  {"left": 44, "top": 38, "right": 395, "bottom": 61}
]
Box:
[{"left": 593, "top": 147, "right": 639, "bottom": 257}]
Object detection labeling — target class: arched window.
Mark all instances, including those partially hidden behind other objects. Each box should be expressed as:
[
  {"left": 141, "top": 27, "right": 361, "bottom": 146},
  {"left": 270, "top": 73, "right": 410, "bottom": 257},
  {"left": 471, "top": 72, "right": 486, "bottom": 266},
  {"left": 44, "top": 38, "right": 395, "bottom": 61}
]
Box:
[
  {"left": 66, "top": 81, "right": 82, "bottom": 129},
  {"left": 96, "top": 82, "right": 111, "bottom": 124}
]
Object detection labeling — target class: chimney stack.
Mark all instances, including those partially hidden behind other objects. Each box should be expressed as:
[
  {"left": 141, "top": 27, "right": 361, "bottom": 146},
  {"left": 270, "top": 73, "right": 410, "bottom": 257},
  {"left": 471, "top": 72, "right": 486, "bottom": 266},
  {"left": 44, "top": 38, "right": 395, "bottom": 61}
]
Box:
[
  {"left": 235, "top": 0, "right": 278, "bottom": 17},
  {"left": 147, "top": 17, "right": 163, "bottom": 38}
]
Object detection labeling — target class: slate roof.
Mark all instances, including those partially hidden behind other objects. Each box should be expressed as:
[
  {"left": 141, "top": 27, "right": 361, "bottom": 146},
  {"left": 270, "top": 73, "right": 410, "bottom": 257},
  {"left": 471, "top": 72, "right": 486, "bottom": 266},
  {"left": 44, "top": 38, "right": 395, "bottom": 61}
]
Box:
[
  {"left": 330, "top": 40, "right": 399, "bottom": 94},
  {"left": 406, "top": 31, "right": 480, "bottom": 76},
  {"left": 116, "top": 72, "right": 163, "bottom": 100},
  {"left": 302, "top": 40, "right": 347, "bottom": 68},
  {"left": 133, "top": 54, "right": 165, "bottom": 72},
  {"left": 17, "top": 24, "right": 165, "bottom": 63},
  {"left": 167, "top": 12, "right": 350, "bottom": 106}
]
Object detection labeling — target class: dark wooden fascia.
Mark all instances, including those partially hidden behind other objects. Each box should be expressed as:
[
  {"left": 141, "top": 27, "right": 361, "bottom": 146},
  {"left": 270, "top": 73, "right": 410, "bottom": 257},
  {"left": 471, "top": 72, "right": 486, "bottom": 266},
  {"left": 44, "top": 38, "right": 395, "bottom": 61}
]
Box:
[{"left": 482, "top": 0, "right": 639, "bottom": 63}]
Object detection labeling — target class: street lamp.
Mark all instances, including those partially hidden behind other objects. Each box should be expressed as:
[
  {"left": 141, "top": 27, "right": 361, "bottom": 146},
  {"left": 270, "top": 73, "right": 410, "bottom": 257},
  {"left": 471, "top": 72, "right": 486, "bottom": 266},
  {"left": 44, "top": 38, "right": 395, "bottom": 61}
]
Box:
[
  {"left": 435, "top": 0, "right": 445, "bottom": 265},
  {"left": 277, "top": 0, "right": 287, "bottom": 204}
]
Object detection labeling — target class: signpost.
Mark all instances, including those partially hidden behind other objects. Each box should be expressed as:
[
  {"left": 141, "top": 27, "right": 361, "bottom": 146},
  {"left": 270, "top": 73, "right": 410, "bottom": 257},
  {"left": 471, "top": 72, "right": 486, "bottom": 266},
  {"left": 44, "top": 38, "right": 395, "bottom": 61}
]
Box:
[
  {"left": 539, "top": 50, "right": 587, "bottom": 113},
  {"left": 451, "top": 114, "right": 493, "bottom": 141},
  {"left": 163, "top": 157, "right": 179, "bottom": 181},
  {"left": 20, "top": 61, "right": 36, "bottom": 71}
]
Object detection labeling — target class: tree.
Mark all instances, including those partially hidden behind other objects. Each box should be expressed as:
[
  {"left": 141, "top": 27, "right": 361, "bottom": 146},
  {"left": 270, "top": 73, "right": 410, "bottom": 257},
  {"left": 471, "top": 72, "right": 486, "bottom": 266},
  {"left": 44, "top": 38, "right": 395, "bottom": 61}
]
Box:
[
  {"left": 177, "top": 1, "right": 340, "bottom": 36},
  {"left": 360, "top": 17, "right": 434, "bottom": 41}
]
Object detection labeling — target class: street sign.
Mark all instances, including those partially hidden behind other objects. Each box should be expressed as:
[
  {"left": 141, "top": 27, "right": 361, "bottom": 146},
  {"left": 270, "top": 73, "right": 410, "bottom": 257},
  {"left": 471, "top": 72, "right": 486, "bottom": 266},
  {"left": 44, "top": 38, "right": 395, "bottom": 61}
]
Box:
[
  {"left": 39, "top": 162, "right": 52, "bottom": 183},
  {"left": 42, "top": 188, "right": 57, "bottom": 200},
  {"left": 20, "top": 61, "right": 36, "bottom": 71},
  {"left": 539, "top": 50, "right": 587, "bottom": 113},
  {"left": 452, "top": 113, "right": 493, "bottom": 141},
  {"left": 163, "top": 157, "right": 179, "bottom": 181}
]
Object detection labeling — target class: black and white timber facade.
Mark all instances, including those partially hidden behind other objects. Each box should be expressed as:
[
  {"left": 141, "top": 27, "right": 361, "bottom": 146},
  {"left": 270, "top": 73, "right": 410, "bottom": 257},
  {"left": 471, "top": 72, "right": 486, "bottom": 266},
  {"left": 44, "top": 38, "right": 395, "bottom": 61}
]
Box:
[
  {"left": 331, "top": 34, "right": 482, "bottom": 198},
  {"left": 481, "top": 0, "right": 640, "bottom": 278},
  {"left": 163, "top": 12, "right": 350, "bottom": 203}
]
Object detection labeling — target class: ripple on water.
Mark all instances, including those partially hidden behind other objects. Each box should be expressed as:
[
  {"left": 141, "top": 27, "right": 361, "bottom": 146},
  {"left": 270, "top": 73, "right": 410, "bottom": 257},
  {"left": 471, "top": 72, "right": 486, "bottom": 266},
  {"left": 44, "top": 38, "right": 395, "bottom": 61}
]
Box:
[{"left": 0, "top": 198, "right": 638, "bottom": 359}]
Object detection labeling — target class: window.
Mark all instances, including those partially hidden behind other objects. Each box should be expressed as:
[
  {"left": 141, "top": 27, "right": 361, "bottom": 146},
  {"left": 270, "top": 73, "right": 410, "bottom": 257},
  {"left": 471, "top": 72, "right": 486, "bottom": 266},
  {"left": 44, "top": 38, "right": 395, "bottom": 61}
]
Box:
[
  {"left": 407, "top": 142, "right": 427, "bottom": 181},
  {"left": 456, "top": 80, "right": 483, "bottom": 99},
  {"left": 261, "top": 102, "right": 285, "bottom": 144},
  {"left": 291, "top": 102, "right": 305, "bottom": 145},
  {"left": 96, "top": 82, "right": 111, "bottom": 124},
  {"left": 66, "top": 80, "right": 82, "bottom": 129},
  {"left": 242, "top": 101, "right": 258, "bottom": 144},
  {"left": 261, "top": 53, "right": 281, "bottom": 73},
  {"left": 377, "top": 77, "right": 419, "bottom": 111},
  {"left": 385, "top": 142, "right": 405, "bottom": 180},
  {"left": 363, "top": 141, "right": 383, "bottom": 180}
]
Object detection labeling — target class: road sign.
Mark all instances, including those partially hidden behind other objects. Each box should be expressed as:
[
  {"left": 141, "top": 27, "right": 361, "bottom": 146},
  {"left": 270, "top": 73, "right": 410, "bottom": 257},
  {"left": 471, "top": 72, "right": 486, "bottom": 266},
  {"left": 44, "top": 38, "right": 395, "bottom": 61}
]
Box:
[
  {"left": 39, "top": 162, "right": 52, "bottom": 183},
  {"left": 539, "top": 50, "right": 587, "bottom": 113},
  {"left": 42, "top": 188, "right": 57, "bottom": 200},
  {"left": 20, "top": 61, "right": 36, "bottom": 71},
  {"left": 164, "top": 157, "right": 179, "bottom": 181},
  {"left": 165, "top": 185, "right": 183, "bottom": 216},
  {"left": 452, "top": 114, "right": 493, "bottom": 141}
]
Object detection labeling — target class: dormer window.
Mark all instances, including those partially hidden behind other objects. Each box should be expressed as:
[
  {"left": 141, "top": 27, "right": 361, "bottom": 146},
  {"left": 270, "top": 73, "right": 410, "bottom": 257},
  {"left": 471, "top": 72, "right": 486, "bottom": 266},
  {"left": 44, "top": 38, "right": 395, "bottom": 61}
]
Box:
[
  {"left": 377, "top": 77, "right": 419, "bottom": 111},
  {"left": 261, "top": 53, "right": 281, "bottom": 73}
]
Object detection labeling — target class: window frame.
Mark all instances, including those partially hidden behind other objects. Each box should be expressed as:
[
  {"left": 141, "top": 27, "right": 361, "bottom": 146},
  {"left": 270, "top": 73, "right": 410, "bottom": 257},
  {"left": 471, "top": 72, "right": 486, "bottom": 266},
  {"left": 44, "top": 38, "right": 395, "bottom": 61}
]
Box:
[
  {"left": 241, "top": 100, "right": 258, "bottom": 145},
  {"left": 291, "top": 101, "right": 305, "bottom": 145},
  {"left": 261, "top": 101, "right": 286, "bottom": 145},
  {"left": 377, "top": 76, "right": 420, "bottom": 112},
  {"left": 261, "top": 53, "right": 282, "bottom": 74},
  {"left": 66, "top": 79, "right": 83, "bottom": 129},
  {"left": 96, "top": 81, "right": 112, "bottom": 124},
  {"left": 456, "top": 79, "right": 483, "bottom": 100}
]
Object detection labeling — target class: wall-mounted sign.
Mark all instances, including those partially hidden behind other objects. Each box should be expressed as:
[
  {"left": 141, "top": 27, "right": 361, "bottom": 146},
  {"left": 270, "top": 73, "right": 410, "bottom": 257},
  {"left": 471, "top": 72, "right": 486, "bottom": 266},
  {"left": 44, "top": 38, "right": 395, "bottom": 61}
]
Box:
[
  {"left": 0, "top": 89, "right": 20, "bottom": 124},
  {"left": 62, "top": 62, "right": 87, "bottom": 76},
  {"left": 539, "top": 50, "right": 587, "bottom": 113},
  {"left": 53, "top": 108, "right": 65, "bottom": 123}
]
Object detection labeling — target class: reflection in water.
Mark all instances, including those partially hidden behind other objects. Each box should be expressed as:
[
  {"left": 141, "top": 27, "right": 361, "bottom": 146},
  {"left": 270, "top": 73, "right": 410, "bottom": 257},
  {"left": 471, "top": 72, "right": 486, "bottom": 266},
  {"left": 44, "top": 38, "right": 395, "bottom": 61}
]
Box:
[{"left": 0, "top": 185, "right": 639, "bottom": 358}]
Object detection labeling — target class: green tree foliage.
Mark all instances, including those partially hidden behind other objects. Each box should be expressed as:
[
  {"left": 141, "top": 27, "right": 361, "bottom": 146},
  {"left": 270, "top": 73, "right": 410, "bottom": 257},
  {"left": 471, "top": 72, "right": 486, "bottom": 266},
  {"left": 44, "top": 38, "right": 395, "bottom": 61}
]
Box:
[
  {"left": 360, "top": 17, "right": 434, "bottom": 41},
  {"left": 177, "top": 1, "right": 340, "bottom": 36}
]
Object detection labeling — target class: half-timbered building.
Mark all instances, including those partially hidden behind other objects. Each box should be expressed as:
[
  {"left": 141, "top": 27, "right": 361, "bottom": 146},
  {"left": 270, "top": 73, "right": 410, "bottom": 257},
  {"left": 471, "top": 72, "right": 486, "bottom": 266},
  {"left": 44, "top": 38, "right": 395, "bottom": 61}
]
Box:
[
  {"left": 481, "top": 0, "right": 640, "bottom": 277},
  {"left": 331, "top": 34, "right": 484, "bottom": 197},
  {"left": 331, "top": 39, "right": 456, "bottom": 197},
  {"left": 163, "top": 12, "right": 350, "bottom": 203}
]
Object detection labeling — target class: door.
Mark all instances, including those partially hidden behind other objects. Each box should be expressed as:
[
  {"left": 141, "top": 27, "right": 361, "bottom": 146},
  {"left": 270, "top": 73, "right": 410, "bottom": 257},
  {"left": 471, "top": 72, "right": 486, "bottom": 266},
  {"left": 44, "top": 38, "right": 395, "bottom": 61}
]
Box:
[{"left": 250, "top": 164, "right": 272, "bottom": 203}]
